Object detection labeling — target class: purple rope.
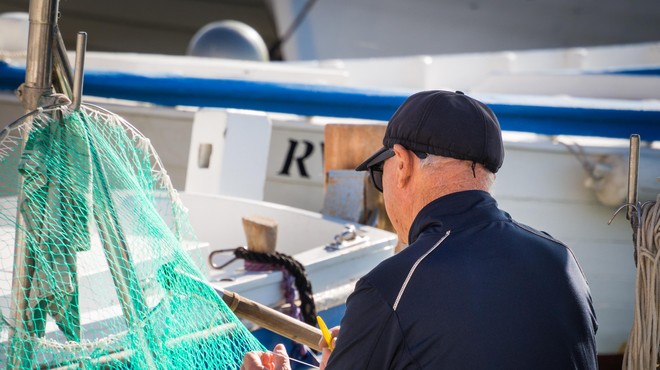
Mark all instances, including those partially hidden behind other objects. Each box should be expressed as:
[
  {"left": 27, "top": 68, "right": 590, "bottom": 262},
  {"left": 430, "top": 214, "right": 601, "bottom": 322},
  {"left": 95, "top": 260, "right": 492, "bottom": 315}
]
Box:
[{"left": 246, "top": 260, "right": 308, "bottom": 357}]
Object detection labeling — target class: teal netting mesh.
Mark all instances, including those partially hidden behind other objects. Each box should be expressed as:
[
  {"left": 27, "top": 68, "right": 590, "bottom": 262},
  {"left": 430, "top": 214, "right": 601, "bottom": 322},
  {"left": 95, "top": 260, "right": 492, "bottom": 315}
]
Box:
[{"left": 0, "top": 104, "right": 264, "bottom": 369}]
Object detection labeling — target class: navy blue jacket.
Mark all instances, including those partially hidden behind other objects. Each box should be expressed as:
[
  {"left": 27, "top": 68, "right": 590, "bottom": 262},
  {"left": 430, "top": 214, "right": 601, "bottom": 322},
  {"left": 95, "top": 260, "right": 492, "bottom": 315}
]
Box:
[{"left": 326, "top": 190, "right": 598, "bottom": 369}]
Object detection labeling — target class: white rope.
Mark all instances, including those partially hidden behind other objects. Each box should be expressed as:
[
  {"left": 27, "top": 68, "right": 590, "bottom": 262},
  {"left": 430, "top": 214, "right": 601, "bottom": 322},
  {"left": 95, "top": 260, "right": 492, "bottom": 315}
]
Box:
[
  {"left": 623, "top": 193, "right": 660, "bottom": 369},
  {"left": 0, "top": 103, "right": 69, "bottom": 161}
]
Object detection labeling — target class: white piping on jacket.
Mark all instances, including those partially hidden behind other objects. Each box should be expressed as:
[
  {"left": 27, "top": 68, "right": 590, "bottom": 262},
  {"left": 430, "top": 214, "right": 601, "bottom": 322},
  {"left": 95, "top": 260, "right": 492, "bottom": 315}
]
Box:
[{"left": 393, "top": 230, "right": 451, "bottom": 311}]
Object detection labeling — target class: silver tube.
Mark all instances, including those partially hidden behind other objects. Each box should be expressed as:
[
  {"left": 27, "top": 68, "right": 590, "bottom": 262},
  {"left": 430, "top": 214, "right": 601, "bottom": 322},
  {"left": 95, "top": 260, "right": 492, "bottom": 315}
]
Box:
[
  {"left": 21, "top": 0, "right": 59, "bottom": 111},
  {"left": 71, "top": 32, "right": 86, "bottom": 110},
  {"left": 627, "top": 134, "right": 640, "bottom": 222},
  {"left": 52, "top": 25, "right": 74, "bottom": 99}
]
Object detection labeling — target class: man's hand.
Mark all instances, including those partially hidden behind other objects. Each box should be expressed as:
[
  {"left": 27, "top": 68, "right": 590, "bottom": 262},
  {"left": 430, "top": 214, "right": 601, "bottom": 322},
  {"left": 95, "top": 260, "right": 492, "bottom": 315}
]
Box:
[
  {"left": 319, "top": 326, "right": 340, "bottom": 370},
  {"left": 240, "top": 344, "right": 291, "bottom": 370}
]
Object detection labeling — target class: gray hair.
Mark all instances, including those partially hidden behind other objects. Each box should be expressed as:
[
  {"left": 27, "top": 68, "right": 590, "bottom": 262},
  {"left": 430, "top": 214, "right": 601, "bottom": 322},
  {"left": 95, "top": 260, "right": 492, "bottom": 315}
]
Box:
[{"left": 419, "top": 154, "right": 495, "bottom": 190}]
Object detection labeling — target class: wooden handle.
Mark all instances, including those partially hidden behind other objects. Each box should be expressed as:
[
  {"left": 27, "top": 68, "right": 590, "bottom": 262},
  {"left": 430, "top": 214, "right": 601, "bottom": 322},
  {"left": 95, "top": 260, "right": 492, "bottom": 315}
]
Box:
[
  {"left": 219, "top": 288, "right": 323, "bottom": 352},
  {"left": 158, "top": 265, "right": 323, "bottom": 351}
]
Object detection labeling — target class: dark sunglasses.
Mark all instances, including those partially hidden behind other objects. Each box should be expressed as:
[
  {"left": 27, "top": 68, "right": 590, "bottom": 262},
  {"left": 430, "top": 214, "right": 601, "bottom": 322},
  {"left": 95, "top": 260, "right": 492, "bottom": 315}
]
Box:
[{"left": 368, "top": 149, "right": 427, "bottom": 192}]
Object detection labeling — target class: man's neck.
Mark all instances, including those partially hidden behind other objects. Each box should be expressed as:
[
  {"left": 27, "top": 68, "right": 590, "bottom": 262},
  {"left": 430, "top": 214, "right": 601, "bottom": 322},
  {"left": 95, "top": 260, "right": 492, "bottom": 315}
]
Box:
[{"left": 404, "top": 166, "right": 491, "bottom": 237}]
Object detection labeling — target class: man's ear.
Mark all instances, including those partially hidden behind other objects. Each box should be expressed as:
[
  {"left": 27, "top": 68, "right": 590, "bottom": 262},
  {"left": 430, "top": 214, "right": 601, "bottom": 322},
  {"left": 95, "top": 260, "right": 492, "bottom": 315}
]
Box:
[{"left": 392, "top": 144, "right": 413, "bottom": 188}]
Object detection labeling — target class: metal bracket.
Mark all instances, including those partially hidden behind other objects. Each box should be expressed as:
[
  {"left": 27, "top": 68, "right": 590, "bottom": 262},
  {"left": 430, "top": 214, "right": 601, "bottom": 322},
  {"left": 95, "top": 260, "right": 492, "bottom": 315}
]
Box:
[
  {"left": 325, "top": 224, "right": 367, "bottom": 251},
  {"left": 607, "top": 134, "right": 642, "bottom": 265}
]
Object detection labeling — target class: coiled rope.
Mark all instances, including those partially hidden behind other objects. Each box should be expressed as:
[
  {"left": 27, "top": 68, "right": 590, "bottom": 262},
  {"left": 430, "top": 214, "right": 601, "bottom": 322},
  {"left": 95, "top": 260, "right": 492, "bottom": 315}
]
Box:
[
  {"left": 623, "top": 193, "right": 660, "bottom": 370},
  {"left": 233, "top": 247, "right": 317, "bottom": 327}
]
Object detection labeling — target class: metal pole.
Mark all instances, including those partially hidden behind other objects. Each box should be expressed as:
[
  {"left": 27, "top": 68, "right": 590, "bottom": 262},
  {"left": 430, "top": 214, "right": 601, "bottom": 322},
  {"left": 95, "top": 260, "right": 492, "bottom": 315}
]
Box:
[
  {"left": 71, "top": 32, "right": 86, "bottom": 110},
  {"left": 627, "top": 134, "right": 640, "bottom": 223},
  {"left": 52, "top": 25, "right": 74, "bottom": 100},
  {"left": 9, "top": 1, "right": 59, "bottom": 368},
  {"left": 20, "top": 0, "right": 58, "bottom": 111},
  {"left": 626, "top": 134, "right": 641, "bottom": 265}
]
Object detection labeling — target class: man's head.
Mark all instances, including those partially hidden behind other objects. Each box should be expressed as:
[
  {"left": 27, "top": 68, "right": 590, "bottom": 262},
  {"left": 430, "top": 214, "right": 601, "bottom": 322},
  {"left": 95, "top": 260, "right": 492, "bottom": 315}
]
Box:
[
  {"left": 357, "top": 90, "right": 504, "bottom": 175},
  {"left": 356, "top": 90, "right": 504, "bottom": 242}
]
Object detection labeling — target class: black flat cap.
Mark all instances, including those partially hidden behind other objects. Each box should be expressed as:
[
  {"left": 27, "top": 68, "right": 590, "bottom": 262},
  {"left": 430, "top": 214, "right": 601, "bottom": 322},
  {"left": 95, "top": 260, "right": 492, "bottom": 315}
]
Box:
[{"left": 356, "top": 90, "right": 504, "bottom": 173}]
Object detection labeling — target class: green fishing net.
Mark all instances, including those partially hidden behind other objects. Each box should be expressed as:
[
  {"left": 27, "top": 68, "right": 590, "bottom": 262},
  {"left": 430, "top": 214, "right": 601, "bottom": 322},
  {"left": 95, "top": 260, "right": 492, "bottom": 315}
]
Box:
[{"left": 0, "top": 104, "right": 264, "bottom": 369}]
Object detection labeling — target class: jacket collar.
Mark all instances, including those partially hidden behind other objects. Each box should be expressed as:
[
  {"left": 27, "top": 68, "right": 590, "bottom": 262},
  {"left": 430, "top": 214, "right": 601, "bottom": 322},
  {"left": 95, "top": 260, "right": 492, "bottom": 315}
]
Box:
[{"left": 407, "top": 190, "right": 507, "bottom": 244}]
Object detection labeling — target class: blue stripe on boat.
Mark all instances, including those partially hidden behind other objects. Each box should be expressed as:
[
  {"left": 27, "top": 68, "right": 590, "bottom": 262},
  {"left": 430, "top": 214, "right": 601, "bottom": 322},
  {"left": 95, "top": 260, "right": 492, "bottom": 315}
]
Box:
[{"left": 2, "top": 61, "right": 659, "bottom": 141}]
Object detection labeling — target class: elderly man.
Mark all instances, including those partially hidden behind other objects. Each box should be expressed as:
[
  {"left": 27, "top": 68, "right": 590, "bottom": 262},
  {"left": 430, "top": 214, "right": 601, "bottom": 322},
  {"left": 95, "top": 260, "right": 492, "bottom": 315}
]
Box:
[{"left": 242, "top": 90, "right": 598, "bottom": 369}]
